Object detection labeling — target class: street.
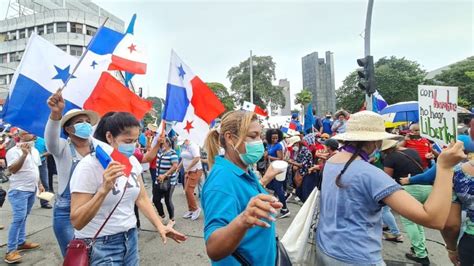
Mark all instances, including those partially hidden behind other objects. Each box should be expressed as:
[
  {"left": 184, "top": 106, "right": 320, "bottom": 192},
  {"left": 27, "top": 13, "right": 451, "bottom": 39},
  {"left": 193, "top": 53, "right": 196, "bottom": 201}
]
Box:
[{"left": 0, "top": 172, "right": 451, "bottom": 265}]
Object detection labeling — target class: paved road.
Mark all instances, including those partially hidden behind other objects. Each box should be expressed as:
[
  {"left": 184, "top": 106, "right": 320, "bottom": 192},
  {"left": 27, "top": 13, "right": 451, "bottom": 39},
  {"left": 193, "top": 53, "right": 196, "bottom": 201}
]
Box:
[{"left": 0, "top": 172, "right": 451, "bottom": 265}]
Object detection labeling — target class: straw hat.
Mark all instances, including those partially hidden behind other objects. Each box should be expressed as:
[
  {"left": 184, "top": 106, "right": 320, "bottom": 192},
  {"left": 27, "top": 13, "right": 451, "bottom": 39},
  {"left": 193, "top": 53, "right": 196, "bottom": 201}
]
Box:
[
  {"left": 147, "top": 123, "right": 158, "bottom": 132},
  {"left": 60, "top": 109, "right": 99, "bottom": 128},
  {"left": 381, "top": 139, "right": 399, "bottom": 151},
  {"left": 286, "top": 136, "right": 301, "bottom": 147},
  {"left": 332, "top": 111, "right": 398, "bottom": 141}
]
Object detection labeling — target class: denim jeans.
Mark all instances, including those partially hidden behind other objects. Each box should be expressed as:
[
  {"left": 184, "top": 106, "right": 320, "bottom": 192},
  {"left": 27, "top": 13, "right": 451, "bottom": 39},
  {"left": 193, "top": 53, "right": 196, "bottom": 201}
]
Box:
[
  {"left": 400, "top": 184, "right": 432, "bottom": 258},
  {"left": 86, "top": 227, "right": 139, "bottom": 266},
  {"left": 149, "top": 168, "right": 157, "bottom": 185},
  {"left": 267, "top": 179, "right": 288, "bottom": 210},
  {"left": 53, "top": 195, "right": 74, "bottom": 257},
  {"left": 459, "top": 233, "right": 474, "bottom": 266},
  {"left": 7, "top": 190, "right": 36, "bottom": 253},
  {"left": 38, "top": 161, "right": 49, "bottom": 206},
  {"left": 382, "top": 206, "right": 400, "bottom": 235}
]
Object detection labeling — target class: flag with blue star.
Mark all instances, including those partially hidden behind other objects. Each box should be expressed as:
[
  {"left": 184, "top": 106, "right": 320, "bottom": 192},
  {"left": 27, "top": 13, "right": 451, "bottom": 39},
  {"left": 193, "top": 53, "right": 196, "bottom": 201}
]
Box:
[{"left": 52, "top": 65, "right": 76, "bottom": 84}]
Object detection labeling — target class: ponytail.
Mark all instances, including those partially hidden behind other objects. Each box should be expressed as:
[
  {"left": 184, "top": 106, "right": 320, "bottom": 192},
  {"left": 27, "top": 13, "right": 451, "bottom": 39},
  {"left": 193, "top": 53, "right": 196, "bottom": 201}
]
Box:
[
  {"left": 335, "top": 142, "right": 364, "bottom": 188},
  {"left": 204, "top": 129, "right": 220, "bottom": 168}
]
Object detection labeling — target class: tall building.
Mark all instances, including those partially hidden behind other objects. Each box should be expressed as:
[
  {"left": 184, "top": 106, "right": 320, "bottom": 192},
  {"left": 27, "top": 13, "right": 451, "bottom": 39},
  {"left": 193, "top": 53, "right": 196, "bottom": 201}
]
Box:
[
  {"left": 0, "top": 0, "right": 124, "bottom": 99},
  {"left": 278, "top": 78, "right": 291, "bottom": 116},
  {"left": 301, "top": 51, "right": 336, "bottom": 117}
]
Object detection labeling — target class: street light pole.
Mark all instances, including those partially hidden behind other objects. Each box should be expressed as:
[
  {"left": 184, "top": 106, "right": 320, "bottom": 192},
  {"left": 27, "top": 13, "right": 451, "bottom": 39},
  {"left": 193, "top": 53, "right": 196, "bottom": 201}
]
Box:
[
  {"left": 249, "top": 50, "right": 253, "bottom": 104},
  {"left": 364, "top": 0, "right": 374, "bottom": 111}
]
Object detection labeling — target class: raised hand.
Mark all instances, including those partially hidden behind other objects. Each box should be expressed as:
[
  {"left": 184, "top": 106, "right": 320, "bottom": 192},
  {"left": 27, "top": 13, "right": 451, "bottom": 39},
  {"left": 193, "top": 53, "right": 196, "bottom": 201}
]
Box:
[
  {"left": 437, "top": 141, "right": 467, "bottom": 169},
  {"left": 47, "top": 89, "right": 65, "bottom": 115},
  {"left": 100, "top": 161, "right": 125, "bottom": 193},
  {"left": 238, "top": 194, "right": 282, "bottom": 229}
]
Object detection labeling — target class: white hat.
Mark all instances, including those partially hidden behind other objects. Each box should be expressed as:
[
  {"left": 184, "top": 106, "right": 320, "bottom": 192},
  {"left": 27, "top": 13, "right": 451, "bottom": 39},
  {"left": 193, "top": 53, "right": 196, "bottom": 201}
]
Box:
[
  {"left": 381, "top": 139, "right": 399, "bottom": 151},
  {"left": 147, "top": 123, "right": 158, "bottom": 132},
  {"left": 286, "top": 136, "right": 301, "bottom": 147},
  {"left": 332, "top": 111, "right": 398, "bottom": 141},
  {"left": 60, "top": 109, "right": 99, "bottom": 128}
]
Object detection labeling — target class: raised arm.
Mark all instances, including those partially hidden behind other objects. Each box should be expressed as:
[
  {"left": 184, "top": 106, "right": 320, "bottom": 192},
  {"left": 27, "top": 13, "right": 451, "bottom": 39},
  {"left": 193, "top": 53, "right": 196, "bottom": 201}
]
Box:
[
  {"left": 45, "top": 90, "right": 66, "bottom": 156},
  {"left": 383, "top": 142, "right": 466, "bottom": 229}
]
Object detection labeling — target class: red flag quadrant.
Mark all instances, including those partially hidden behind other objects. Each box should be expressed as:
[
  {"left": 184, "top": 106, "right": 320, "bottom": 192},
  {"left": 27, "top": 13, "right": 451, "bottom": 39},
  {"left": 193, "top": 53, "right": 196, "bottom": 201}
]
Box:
[
  {"left": 83, "top": 72, "right": 152, "bottom": 119},
  {"left": 190, "top": 76, "right": 225, "bottom": 124}
]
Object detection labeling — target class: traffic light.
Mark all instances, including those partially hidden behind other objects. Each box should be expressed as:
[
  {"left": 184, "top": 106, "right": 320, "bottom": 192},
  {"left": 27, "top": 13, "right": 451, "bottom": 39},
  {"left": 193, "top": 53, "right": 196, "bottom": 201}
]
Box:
[{"left": 356, "top": 55, "right": 376, "bottom": 95}]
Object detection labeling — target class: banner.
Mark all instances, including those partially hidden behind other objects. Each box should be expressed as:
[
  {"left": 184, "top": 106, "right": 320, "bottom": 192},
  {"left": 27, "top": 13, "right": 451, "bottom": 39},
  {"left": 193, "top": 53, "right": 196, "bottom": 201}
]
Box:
[{"left": 418, "top": 85, "right": 458, "bottom": 146}]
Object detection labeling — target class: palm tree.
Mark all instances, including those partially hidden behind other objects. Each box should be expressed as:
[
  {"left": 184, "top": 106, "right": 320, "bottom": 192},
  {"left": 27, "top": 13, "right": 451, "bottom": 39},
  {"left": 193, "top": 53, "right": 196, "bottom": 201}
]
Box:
[{"left": 295, "top": 89, "right": 313, "bottom": 119}]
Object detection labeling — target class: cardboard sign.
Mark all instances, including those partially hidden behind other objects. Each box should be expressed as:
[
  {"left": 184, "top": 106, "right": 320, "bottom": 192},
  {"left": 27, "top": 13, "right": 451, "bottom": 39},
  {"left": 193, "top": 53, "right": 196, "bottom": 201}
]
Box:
[{"left": 418, "top": 85, "right": 458, "bottom": 146}]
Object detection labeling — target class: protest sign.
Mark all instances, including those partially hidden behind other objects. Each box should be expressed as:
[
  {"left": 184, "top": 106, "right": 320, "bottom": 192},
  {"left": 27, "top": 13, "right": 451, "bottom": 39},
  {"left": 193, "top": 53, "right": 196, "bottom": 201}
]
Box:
[{"left": 418, "top": 85, "right": 458, "bottom": 146}]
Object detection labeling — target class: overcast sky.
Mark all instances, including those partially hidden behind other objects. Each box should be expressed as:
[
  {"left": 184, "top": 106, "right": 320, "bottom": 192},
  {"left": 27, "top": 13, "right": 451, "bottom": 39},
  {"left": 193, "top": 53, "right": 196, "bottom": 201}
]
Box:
[{"left": 3, "top": 0, "right": 474, "bottom": 107}]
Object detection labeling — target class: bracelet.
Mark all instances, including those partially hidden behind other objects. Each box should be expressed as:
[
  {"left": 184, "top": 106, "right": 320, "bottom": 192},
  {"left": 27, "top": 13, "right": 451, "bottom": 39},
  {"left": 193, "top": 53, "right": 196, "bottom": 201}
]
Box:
[{"left": 445, "top": 246, "right": 457, "bottom": 254}]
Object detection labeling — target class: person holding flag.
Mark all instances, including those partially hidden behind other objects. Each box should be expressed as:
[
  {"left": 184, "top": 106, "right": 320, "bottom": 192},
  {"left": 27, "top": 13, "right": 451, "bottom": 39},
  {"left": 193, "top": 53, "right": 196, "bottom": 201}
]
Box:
[
  {"left": 45, "top": 90, "right": 99, "bottom": 257},
  {"left": 69, "top": 112, "right": 186, "bottom": 265}
]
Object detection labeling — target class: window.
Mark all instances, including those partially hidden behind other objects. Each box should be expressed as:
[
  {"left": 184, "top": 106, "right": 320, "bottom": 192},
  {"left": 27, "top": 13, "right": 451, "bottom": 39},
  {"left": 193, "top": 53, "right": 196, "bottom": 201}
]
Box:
[
  {"left": 0, "top": 75, "right": 7, "bottom": 85},
  {"left": 70, "top": 45, "right": 83, "bottom": 56},
  {"left": 9, "top": 31, "right": 17, "bottom": 40},
  {"left": 0, "top": 54, "right": 7, "bottom": 63},
  {"left": 70, "top": 23, "right": 83, "bottom": 34},
  {"left": 37, "top": 25, "right": 44, "bottom": 35},
  {"left": 9, "top": 52, "right": 18, "bottom": 62},
  {"left": 46, "top": 23, "right": 54, "bottom": 34},
  {"left": 56, "top": 22, "right": 67, "bottom": 33},
  {"left": 86, "top": 25, "right": 96, "bottom": 36},
  {"left": 19, "top": 29, "right": 26, "bottom": 39},
  {"left": 57, "top": 45, "right": 67, "bottom": 52},
  {"left": 27, "top": 27, "right": 35, "bottom": 37}
]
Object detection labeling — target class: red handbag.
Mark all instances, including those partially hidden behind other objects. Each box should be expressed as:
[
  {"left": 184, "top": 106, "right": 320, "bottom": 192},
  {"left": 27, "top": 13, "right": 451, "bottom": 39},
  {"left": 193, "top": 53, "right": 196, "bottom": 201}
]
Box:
[{"left": 63, "top": 182, "right": 129, "bottom": 266}]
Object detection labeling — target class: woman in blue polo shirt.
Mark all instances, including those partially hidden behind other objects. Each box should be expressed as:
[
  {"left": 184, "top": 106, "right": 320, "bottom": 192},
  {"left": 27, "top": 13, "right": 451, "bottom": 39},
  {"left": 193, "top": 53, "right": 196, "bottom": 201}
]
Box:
[{"left": 202, "top": 111, "right": 283, "bottom": 265}]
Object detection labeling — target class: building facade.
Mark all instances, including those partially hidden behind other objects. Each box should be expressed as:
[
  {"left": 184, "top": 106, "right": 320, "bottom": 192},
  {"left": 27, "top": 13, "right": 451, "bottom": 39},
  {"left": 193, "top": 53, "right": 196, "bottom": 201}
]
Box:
[
  {"left": 278, "top": 78, "right": 291, "bottom": 116},
  {"left": 301, "top": 51, "right": 336, "bottom": 117},
  {"left": 0, "top": 0, "right": 124, "bottom": 98}
]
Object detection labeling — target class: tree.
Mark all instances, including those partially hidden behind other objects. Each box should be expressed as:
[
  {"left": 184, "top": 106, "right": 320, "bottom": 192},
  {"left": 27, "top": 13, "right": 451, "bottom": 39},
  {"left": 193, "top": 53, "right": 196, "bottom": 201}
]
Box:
[
  {"left": 143, "top": 96, "right": 164, "bottom": 125},
  {"left": 295, "top": 89, "right": 313, "bottom": 117},
  {"left": 206, "top": 82, "right": 235, "bottom": 113},
  {"left": 426, "top": 56, "right": 474, "bottom": 108},
  {"left": 336, "top": 56, "right": 427, "bottom": 113},
  {"left": 227, "top": 55, "right": 285, "bottom": 109}
]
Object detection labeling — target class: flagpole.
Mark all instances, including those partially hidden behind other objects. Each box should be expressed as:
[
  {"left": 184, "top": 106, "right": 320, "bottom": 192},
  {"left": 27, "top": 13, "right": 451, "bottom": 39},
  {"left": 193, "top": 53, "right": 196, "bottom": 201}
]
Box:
[{"left": 59, "top": 17, "right": 109, "bottom": 92}]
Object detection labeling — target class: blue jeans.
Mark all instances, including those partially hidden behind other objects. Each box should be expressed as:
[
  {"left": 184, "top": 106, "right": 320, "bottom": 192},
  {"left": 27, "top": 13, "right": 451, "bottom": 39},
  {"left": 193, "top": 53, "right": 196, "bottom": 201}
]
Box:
[
  {"left": 7, "top": 190, "right": 36, "bottom": 253},
  {"left": 53, "top": 195, "right": 74, "bottom": 257},
  {"left": 38, "top": 162, "right": 49, "bottom": 206},
  {"left": 150, "top": 168, "right": 157, "bottom": 185},
  {"left": 86, "top": 228, "right": 138, "bottom": 266},
  {"left": 382, "top": 206, "right": 400, "bottom": 235},
  {"left": 267, "top": 179, "right": 288, "bottom": 210}
]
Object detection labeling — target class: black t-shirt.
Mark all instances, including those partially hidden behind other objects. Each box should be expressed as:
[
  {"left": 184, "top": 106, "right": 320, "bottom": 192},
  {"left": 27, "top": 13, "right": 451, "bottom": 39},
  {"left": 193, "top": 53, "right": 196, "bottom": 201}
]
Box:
[{"left": 383, "top": 148, "right": 424, "bottom": 184}]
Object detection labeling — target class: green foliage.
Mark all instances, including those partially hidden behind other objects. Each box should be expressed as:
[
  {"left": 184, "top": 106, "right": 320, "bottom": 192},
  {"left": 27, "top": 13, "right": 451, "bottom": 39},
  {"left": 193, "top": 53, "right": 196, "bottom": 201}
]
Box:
[
  {"left": 426, "top": 56, "right": 474, "bottom": 108},
  {"left": 227, "top": 55, "right": 285, "bottom": 109},
  {"left": 337, "top": 56, "right": 427, "bottom": 113},
  {"left": 206, "top": 82, "right": 235, "bottom": 114},
  {"left": 143, "top": 96, "right": 164, "bottom": 125},
  {"left": 295, "top": 89, "right": 313, "bottom": 108}
]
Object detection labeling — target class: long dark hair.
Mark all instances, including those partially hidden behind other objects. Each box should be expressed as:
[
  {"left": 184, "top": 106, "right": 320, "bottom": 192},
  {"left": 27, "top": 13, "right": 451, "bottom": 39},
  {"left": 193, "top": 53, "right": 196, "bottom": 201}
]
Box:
[
  {"left": 94, "top": 112, "right": 140, "bottom": 143},
  {"left": 335, "top": 141, "right": 366, "bottom": 188}
]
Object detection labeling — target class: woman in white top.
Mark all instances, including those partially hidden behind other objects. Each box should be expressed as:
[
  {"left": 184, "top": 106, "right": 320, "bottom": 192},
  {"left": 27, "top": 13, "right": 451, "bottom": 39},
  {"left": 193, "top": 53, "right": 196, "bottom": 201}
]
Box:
[
  {"left": 180, "top": 139, "right": 203, "bottom": 221},
  {"left": 70, "top": 112, "right": 186, "bottom": 265}
]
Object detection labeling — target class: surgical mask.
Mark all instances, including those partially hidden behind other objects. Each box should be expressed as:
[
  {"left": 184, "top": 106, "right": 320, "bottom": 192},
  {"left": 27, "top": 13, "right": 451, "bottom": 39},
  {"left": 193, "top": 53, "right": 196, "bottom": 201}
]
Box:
[
  {"left": 236, "top": 140, "right": 265, "bottom": 165},
  {"left": 73, "top": 122, "right": 93, "bottom": 139},
  {"left": 369, "top": 144, "right": 381, "bottom": 158},
  {"left": 118, "top": 143, "right": 136, "bottom": 158}
]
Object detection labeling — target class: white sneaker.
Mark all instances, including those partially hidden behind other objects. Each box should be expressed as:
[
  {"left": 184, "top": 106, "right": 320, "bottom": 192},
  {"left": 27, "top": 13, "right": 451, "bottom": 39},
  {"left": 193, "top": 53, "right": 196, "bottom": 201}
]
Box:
[
  {"left": 182, "top": 211, "right": 193, "bottom": 219},
  {"left": 191, "top": 208, "right": 201, "bottom": 221}
]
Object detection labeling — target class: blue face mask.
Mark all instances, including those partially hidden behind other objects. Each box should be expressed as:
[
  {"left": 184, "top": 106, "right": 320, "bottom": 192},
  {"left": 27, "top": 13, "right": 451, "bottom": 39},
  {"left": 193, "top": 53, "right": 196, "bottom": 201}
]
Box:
[
  {"left": 73, "top": 122, "right": 93, "bottom": 139},
  {"left": 238, "top": 140, "right": 265, "bottom": 165},
  {"left": 118, "top": 143, "right": 136, "bottom": 158}
]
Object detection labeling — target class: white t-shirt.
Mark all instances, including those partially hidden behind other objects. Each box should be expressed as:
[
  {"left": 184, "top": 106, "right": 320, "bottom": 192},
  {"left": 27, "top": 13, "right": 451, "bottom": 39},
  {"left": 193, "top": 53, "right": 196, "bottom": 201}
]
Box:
[
  {"left": 70, "top": 154, "right": 143, "bottom": 238},
  {"left": 181, "top": 142, "right": 202, "bottom": 171},
  {"left": 6, "top": 145, "right": 41, "bottom": 192}
]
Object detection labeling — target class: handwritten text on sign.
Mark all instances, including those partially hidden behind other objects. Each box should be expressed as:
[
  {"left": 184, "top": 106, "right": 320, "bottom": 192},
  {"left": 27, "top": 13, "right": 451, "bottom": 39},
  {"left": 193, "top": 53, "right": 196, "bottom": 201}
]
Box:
[{"left": 418, "top": 85, "right": 458, "bottom": 146}]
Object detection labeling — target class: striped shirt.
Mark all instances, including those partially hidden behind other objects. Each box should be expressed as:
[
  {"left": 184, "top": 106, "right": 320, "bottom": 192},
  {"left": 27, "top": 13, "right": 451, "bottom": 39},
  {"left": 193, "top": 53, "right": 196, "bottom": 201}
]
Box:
[{"left": 157, "top": 149, "right": 179, "bottom": 185}]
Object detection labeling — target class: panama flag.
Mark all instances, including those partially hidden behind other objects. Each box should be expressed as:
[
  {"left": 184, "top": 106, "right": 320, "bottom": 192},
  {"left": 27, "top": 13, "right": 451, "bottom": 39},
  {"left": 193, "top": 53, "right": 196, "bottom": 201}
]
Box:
[
  {"left": 94, "top": 139, "right": 132, "bottom": 176},
  {"left": 281, "top": 120, "right": 298, "bottom": 135},
  {"left": 2, "top": 33, "right": 151, "bottom": 138},
  {"left": 162, "top": 51, "right": 225, "bottom": 146},
  {"left": 372, "top": 90, "right": 388, "bottom": 113},
  {"left": 242, "top": 101, "right": 268, "bottom": 117}
]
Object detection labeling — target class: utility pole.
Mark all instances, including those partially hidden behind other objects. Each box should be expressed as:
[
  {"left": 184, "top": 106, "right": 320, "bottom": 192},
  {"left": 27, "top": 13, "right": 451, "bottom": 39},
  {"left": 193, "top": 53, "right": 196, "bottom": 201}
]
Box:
[
  {"left": 250, "top": 50, "right": 253, "bottom": 103},
  {"left": 364, "top": 0, "right": 374, "bottom": 111}
]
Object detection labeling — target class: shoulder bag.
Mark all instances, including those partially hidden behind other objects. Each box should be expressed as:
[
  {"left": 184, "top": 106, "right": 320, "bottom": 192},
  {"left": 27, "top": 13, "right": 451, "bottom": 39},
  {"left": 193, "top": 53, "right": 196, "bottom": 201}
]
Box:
[{"left": 63, "top": 179, "right": 129, "bottom": 266}]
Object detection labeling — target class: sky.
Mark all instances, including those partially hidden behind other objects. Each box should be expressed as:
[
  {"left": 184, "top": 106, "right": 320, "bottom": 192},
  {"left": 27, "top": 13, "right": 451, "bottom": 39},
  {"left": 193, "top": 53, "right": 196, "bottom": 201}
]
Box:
[{"left": 2, "top": 0, "right": 473, "bottom": 109}]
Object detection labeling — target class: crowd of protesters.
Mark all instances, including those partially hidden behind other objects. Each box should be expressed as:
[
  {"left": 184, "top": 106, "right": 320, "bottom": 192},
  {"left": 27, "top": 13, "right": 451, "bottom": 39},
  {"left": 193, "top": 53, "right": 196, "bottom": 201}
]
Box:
[{"left": 1, "top": 97, "right": 473, "bottom": 266}]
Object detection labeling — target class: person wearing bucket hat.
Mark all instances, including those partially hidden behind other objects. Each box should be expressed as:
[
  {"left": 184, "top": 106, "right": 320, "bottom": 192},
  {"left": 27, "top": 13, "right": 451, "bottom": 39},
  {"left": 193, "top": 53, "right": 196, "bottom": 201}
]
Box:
[
  {"left": 44, "top": 90, "right": 99, "bottom": 257},
  {"left": 315, "top": 110, "right": 466, "bottom": 266}
]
